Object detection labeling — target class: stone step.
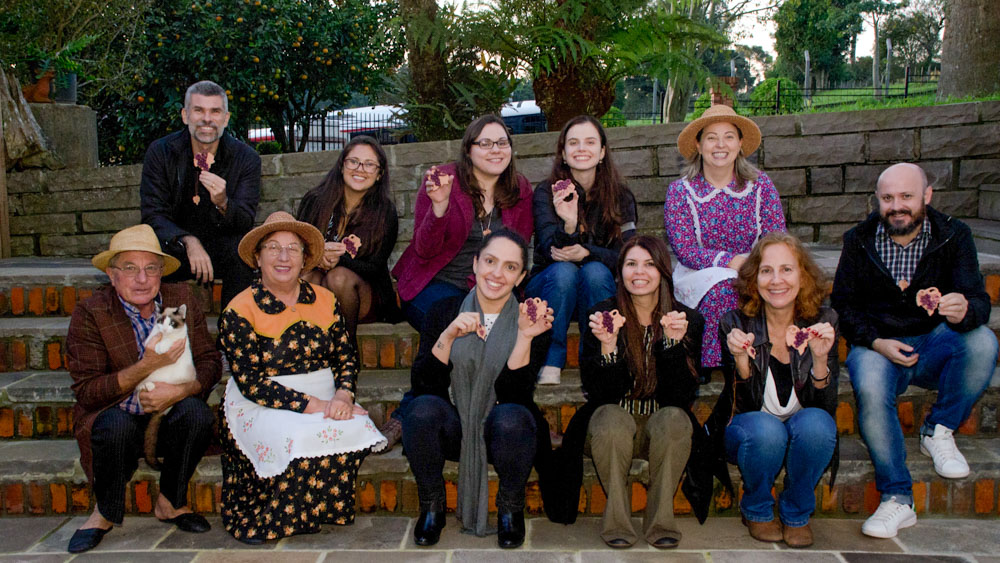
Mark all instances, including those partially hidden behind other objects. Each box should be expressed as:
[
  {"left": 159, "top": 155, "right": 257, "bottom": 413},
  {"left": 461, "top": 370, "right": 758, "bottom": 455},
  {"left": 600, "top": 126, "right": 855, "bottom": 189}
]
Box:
[
  {"left": 1, "top": 434, "right": 999, "bottom": 519},
  {"left": 969, "top": 218, "right": 1000, "bottom": 256},
  {"left": 3, "top": 251, "right": 1000, "bottom": 318},
  {"left": 2, "top": 367, "right": 998, "bottom": 441}
]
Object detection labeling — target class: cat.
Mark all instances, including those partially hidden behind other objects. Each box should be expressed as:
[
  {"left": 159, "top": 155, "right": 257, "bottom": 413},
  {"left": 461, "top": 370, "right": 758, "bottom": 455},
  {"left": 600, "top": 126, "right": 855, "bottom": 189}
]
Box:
[{"left": 139, "top": 304, "right": 197, "bottom": 470}]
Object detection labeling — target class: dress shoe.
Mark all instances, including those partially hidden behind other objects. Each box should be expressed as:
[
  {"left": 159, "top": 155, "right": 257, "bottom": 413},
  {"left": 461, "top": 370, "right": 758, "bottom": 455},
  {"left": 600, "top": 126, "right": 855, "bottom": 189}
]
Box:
[
  {"left": 68, "top": 526, "right": 111, "bottom": 553},
  {"left": 236, "top": 534, "right": 265, "bottom": 545},
  {"left": 782, "top": 521, "right": 814, "bottom": 548},
  {"left": 414, "top": 510, "right": 445, "bottom": 546},
  {"left": 651, "top": 536, "right": 679, "bottom": 549},
  {"left": 742, "top": 515, "right": 782, "bottom": 542},
  {"left": 497, "top": 511, "right": 525, "bottom": 549},
  {"left": 604, "top": 538, "right": 632, "bottom": 548},
  {"left": 158, "top": 512, "right": 211, "bottom": 533}
]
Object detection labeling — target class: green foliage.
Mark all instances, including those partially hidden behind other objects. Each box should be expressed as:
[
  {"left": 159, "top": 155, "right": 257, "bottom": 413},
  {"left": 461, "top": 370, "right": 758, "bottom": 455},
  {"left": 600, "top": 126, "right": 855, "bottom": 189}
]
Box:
[
  {"left": 749, "top": 77, "right": 804, "bottom": 115},
  {"left": 254, "top": 141, "right": 283, "bottom": 155},
  {"left": 690, "top": 91, "right": 712, "bottom": 118},
  {"left": 773, "top": 0, "right": 858, "bottom": 85},
  {"left": 108, "top": 0, "right": 402, "bottom": 163},
  {"left": 600, "top": 106, "right": 626, "bottom": 128}
]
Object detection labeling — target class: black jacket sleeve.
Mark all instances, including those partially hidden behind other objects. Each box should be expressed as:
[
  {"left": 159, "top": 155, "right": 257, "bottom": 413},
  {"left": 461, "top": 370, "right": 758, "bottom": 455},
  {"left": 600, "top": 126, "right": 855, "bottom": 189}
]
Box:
[
  {"left": 831, "top": 229, "right": 881, "bottom": 348},
  {"left": 341, "top": 207, "right": 399, "bottom": 282},
  {"left": 944, "top": 222, "right": 992, "bottom": 333},
  {"left": 140, "top": 138, "right": 187, "bottom": 244}
]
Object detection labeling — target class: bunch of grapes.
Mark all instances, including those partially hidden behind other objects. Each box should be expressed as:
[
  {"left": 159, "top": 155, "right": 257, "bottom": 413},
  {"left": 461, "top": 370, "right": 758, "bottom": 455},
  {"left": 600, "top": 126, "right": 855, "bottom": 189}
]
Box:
[
  {"left": 526, "top": 298, "right": 538, "bottom": 322},
  {"left": 601, "top": 311, "right": 616, "bottom": 333},
  {"left": 194, "top": 152, "right": 211, "bottom": 171},
  {"left": 343, "top": 237, "right": 358, "bottom": 258}
]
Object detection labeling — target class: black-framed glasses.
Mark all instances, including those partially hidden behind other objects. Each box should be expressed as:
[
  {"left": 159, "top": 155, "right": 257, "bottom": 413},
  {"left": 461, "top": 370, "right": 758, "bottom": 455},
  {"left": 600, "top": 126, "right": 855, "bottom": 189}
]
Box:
[
  {"left": 260, "top": 242, "right": 304, "bottom": 258},
  {"left": 344, "top": 157, "right": 381, "bottom": 173},
  {"left": 111, "top": 264, "right": 163, "bottom": 278},
  {"left": 473, "top": 137, "right": 511, "bottom": 150}
]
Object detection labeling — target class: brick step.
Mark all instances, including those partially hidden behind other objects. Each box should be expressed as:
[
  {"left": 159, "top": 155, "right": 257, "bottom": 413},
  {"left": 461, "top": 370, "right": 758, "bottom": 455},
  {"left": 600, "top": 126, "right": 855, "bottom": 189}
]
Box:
[
  {"left": 2, "top": 368, "right": 998, "bottom": 441},
  {"left": 3, "top": 251, "right": 1000, "bottom": 319},
  {"left": 1, "top": 435, "right": 999, "bottom": 519}
]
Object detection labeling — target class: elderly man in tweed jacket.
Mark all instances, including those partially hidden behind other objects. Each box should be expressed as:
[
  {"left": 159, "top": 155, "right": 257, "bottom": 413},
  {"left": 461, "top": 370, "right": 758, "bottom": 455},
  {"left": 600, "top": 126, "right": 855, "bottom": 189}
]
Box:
[{"left": 65, "top": 224, "right": 221, "bottom": 553}]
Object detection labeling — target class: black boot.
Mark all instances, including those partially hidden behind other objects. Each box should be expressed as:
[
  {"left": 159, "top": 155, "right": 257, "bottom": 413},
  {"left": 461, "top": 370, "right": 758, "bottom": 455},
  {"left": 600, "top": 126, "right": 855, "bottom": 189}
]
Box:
[
  {"left": 413, "top": 510, "right": 445, "bottom": 546},
  {"left": 497, "top": 511, "right": 525, "bottom": 549}
]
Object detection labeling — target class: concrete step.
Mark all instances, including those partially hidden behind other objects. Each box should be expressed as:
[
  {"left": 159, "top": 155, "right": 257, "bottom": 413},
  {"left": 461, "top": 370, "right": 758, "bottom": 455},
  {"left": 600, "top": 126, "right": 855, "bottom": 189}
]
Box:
[
  {"left": 1, "top": 434, "right": 999, "bottom": 519},
  {"left": 2, "top": 367, "right": 998, "bottom": 441},
  {"left": 970, "top": 218, "right": 1000, "bottom": 256}
]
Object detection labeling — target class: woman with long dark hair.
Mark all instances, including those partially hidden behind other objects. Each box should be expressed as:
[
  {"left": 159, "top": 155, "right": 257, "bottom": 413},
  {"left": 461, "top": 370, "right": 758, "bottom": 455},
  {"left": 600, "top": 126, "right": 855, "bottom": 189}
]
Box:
[
  {"left": 297, "top": 135, "right": 399, "bottom": 340},
  {"left": 527, "top": 115, "right": 637, "bottom": 385},
  {"left": 552, "top": 235, "right": 703, "bottom": 549}
]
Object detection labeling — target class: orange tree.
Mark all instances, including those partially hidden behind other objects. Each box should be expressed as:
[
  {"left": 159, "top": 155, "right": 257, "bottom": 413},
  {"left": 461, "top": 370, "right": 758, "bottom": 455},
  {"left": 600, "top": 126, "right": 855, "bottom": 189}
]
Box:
[{"left": 112, "top": 0, "right": 402, "bottom": 162}]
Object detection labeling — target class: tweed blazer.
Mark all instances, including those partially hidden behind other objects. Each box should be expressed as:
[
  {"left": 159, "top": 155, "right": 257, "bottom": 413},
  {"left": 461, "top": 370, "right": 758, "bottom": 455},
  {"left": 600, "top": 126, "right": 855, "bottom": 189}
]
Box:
[{"left": 66, "top": 283, "right": 221, "bottom": 484}]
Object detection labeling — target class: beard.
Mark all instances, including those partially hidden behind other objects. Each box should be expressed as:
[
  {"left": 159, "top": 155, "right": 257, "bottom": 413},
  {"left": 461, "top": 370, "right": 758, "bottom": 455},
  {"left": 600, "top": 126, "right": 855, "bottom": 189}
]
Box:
[{"left": 880, "top": 206, "right": 926, "bottom": 237}]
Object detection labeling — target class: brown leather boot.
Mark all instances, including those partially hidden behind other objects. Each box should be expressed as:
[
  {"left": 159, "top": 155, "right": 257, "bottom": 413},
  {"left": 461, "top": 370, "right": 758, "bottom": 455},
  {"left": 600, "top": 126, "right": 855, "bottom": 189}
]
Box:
[
  {"left": 742, "top": 515, "right": 782, "bottom": 542},
  {"left": 782, "top": 521, "right": 814, "bottom": 548}
]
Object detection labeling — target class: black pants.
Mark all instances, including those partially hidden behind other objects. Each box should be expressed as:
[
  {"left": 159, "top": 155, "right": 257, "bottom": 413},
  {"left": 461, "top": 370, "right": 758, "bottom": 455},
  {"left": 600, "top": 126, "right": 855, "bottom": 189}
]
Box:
[
  {"left": 163, "top": 232, "right": 254, "bottom": 309},
  {"left": 89, "top": 397, "right": 214, "bottom": 524},
  {"left": 401, "top": 394, "right": 536, "bottom": 513}
]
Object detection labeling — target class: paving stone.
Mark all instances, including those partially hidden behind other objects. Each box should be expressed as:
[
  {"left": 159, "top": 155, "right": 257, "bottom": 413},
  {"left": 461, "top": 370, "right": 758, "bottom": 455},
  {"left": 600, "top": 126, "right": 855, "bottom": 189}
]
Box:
[
  {"left": 193, "top": 551, "right": 321, "bottom": 563},
  {"left": 451, "top": 551, "right": 576, "bottom": 563},
  {"left": 580, "top": 552, "right": 706, "bottom": 562},
  {"left": 318, "top": 552, "right": 446, "bottom": 563},
  {"left": 72, "top": 551, "right": 197, "bottom": 563},
  {"left": 528, "top": 516, "right": 616, "bottom": 551},
  {"left": 0, "top": 516, "right": 68, "bottom": 553},
  {"left": 895, "top": 518, "right": 1000, "bottom": 555},
  {"left": 784, "top": 518, "right": 900, "bottom": 552},
  {"left": 28, "top": 516, "right": 170, "bottom": 553},
  {"left": 0, "top": 556, "right": 69, "bottom": 562},
  {"left": 276, "top": 516, "right": 409, "bottom": 550},
  {"left": 669, "top": 516, "right": 773, "bottom": 550},
  {"left": 154, "top": 517, "right": 274, "bottom": 551},
  {"left": 710, "top": 551, "right": 840, "bottom": 562},
  {"left": 841, "top": 555, "right": 969, "bottom": 563}
]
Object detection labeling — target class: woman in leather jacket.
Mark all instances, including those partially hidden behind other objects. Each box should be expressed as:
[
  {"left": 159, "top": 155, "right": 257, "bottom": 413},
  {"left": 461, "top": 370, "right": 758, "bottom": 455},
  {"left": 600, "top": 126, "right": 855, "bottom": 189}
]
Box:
[{"left": 710, "top": 232, "right": 839, "bottom": 548}]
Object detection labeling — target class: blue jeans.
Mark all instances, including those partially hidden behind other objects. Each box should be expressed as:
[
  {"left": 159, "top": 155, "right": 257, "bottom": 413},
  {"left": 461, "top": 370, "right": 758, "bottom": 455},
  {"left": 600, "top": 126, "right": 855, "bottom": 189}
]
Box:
[
  {"left": 402, "top": 281, "right": 467, "bottom": 332},
  {"left": 847, "top": 323, "right": 997, "bottom": 504},
  {"left": 725, "top": 408, "right": 836, "bottom": 527},
  {"left": 525, "top": 261, "right": 616, "bottom": 368}
]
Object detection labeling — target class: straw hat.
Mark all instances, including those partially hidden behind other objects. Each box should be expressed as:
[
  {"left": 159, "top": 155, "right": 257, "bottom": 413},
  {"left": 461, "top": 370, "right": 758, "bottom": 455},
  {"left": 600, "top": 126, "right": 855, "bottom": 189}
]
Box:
[
  {"left": 238, "top": 211, "right": 325, "bottom": 271},
  {"left": 92, "top": 224, "right": 181, "bottom": 275},
  {"left": 677, "top": 104, "right": 762, "bottom": 161}
]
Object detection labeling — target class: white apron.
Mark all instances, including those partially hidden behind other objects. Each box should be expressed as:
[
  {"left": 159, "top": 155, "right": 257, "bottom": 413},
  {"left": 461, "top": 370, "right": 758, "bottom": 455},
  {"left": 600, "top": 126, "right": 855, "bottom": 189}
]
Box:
[
  {"left": 224, "top": 368, "right": 386, "bottom": 478},
  {"left": 672, "top": 262, "right": 737, "bottom": 309}
]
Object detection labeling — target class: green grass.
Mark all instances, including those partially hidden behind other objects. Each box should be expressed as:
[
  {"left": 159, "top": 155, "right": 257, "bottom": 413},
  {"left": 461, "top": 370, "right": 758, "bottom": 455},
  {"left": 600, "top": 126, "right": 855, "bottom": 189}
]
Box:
[
  {"left": 805, "top": 91, "right": 1000, "bottom": 114},
  {"left": 805, "top": 82, "right": 938, "bottom": 108}
]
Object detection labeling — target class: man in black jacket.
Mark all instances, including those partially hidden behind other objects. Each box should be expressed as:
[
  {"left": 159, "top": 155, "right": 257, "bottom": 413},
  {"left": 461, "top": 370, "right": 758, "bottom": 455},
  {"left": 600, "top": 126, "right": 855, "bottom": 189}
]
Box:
[
  {"left": 140, "top": 80, "right": 261, "bottom": 308},
  {"left": 832, "top": 163, "right": 997, "bottom": 539}
]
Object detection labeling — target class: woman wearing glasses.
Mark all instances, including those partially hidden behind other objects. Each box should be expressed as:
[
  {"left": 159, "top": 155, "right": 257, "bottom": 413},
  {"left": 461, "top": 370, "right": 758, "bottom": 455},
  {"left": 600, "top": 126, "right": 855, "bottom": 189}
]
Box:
[
  {"left": 526, "top": 115, "right": 637, "bottom": 385},
  {"left": 217, "top": 212, "right": 386, "bottom": 544},
  {"left": 297, "top": 136, "right": 400, "bottom": 342}
]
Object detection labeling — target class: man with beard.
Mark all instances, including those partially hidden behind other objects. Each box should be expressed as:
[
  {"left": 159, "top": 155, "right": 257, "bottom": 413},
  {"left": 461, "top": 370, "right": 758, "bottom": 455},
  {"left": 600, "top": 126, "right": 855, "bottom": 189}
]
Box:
[
  {"left": 140, "top": 80, "right": 260, "bottom": 308},
  {"left": 832, "top": 163, "right": 997, "bottom": 539}
]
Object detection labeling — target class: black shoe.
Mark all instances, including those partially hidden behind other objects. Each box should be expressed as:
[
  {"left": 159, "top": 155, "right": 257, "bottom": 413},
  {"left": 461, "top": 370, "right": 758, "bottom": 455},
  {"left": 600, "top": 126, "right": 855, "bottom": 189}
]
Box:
[
  {"left": 68, "top": 526, "right": 111, "bottom": 553},
  {"left": 651, "top": 536, "right": 679, "bottom": 549},
  {"left": 414, "top": 510, "right": 445, "bottom": 546},
  {"left": 497, "top": 511, "right": 525, "bottom": 549},
  {"left": 605, "top": 538, "right": 632, "bottom": 548},
  {"left": 158, "top": 512, "right": 211, "bottom": 533},
  {"left": 236, "top": 535, "right": 266, "bottom": 545}
]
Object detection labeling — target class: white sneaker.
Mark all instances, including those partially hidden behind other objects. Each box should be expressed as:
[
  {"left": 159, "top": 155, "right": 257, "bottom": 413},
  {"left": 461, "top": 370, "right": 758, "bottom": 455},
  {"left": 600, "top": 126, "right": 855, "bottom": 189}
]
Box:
[
  {"left": 920, "top": 424, "right": 970, "bottom": 479},
  {"left": 862, "top": 497, "right": 917, "bottom": 538},
  {"left": 537, "top": 366, "right": 561, "bottom": 385}
]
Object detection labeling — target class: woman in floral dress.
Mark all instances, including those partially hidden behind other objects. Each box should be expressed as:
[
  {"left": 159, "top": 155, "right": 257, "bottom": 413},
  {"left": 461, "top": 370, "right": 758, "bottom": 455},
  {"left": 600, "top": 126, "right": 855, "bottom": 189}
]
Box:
[
  {"left": 664, "top": 104, "right": 785, "bottom": 371},
  {"left": 217, "top": 211, "right": 386, "bottom": 544}
]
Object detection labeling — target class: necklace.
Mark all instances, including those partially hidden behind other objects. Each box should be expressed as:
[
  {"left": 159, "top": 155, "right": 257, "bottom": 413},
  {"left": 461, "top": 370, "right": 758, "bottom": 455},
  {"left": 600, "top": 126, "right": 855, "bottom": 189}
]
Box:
[{"left": 480, "top": 207, "right": 495, "bottom": 236}]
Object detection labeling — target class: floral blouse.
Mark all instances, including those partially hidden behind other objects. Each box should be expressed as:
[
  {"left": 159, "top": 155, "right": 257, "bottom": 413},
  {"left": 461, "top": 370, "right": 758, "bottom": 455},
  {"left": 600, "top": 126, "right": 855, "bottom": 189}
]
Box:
[{"left": 218, "top": 277, "right": 357, "bottom": 412}]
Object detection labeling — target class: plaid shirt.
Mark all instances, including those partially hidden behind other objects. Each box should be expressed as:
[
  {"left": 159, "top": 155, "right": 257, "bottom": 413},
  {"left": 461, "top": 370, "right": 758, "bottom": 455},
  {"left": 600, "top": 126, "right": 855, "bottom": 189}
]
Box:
[
  {"left": 117, "top": 293, "right": 162, "bottom": 414},
  {"left": 875, "top": 216, "right": 933, "bottom": 284}
]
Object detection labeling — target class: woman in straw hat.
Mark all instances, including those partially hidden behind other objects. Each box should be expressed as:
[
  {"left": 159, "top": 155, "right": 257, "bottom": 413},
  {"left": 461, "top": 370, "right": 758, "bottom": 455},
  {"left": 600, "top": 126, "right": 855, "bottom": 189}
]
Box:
[
  {"left": 217, "top": 211, "right": 386, "bottom": 544},
  {"left": 664, "top": 104, "right": 786, "bottom": 375}
]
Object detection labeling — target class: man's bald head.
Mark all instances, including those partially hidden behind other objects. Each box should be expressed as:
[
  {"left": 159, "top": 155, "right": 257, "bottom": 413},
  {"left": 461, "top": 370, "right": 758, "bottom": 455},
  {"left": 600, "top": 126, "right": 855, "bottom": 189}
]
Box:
[
  {"left": 877, "top": 163, "right": 928, "bottom": 195},
  {"left": 875, "top": 163, "right": 933, "bottom": 239}
]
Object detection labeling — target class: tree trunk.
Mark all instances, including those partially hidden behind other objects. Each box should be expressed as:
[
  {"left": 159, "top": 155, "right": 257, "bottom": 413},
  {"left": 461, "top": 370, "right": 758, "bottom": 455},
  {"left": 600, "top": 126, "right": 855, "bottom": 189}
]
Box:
[
  {"left": 400, "top": 0, "right": 453, "bottom": 141},
  {"left": 937, "top": 0, "right": 1000, "bottom": 99},
  {"left": 533, "top": 61, "right": 616, "bottom": 131},
  {"left": 663, "top": 76, "right": 692, "bottom": 123},
  {"left": 872, "top": 22, "right": 881, "bottom": 99}
]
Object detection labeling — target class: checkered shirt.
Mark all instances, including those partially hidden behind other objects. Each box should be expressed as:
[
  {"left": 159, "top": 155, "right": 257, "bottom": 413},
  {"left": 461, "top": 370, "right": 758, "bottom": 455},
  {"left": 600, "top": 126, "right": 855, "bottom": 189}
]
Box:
[
  {"left": 875, "top": 216, "right": 933, "bottom": 284},
  {"left": 117, "top": 293, "right": 162, "bottom": 414}
]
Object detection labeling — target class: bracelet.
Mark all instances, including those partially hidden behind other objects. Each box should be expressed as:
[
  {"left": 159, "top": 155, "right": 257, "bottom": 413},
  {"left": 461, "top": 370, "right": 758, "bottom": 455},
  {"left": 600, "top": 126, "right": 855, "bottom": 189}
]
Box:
[{"left": 810, "top": 368, "right": 830, "bottom": 382}]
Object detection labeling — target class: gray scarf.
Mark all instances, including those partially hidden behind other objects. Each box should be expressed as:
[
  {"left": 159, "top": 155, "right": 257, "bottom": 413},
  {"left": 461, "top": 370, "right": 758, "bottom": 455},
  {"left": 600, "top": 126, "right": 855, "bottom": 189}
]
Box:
[{"left": 449, "top": 289, "right": 520, "bottom": 536}]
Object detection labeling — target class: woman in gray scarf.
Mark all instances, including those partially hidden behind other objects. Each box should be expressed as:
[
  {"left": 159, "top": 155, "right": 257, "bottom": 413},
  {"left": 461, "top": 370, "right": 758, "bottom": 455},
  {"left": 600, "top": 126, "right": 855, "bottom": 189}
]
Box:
[{"left": 402, "top": 229, "right": 554, "bottom": 549}]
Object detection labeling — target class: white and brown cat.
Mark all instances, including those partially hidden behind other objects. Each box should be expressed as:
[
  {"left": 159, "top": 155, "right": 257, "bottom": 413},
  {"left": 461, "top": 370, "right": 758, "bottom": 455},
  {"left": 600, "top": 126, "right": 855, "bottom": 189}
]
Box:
[{"left": 139, "top": 304, "right": 196, "bottom": 469}]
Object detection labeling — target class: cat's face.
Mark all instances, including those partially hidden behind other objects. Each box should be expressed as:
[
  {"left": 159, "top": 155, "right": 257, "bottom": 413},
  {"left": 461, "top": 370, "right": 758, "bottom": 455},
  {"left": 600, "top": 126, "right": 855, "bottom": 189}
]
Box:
[{"left": 155, "top": 304, "right": 188, "bottom": 332}]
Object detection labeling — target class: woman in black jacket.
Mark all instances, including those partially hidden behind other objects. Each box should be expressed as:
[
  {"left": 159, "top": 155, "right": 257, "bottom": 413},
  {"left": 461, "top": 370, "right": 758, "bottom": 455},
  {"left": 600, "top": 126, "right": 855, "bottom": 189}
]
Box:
[
  {"left": 402, "top": 229, "right": 553, "bottom": 549},
  {"left": 564, "top": 235, "right": 703, "bottom": 549},
  {"left": 526, "top": 115, "right": 637, "bottom": 385},
  {"left": 296, "top": 135, "right": 400, "bottom": 342},
  {"left": 708, "top": 231, "right": 838, "bottom": 548}
]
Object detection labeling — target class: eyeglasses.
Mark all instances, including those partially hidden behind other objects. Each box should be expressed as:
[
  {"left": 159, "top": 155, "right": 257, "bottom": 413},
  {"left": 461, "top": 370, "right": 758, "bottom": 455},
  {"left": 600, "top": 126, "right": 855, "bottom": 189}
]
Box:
[
  {"left": 473, "top": 137, "right": 511, "bottom": 150},
  {"left": 111, "top": 264, "right": 163, "bottom": 278},
  {"left": 344, "top": 157, "right": 381, "bottom": 173},
  {"left": 260, "top": 242, "right": 304, "bottom": 258}
]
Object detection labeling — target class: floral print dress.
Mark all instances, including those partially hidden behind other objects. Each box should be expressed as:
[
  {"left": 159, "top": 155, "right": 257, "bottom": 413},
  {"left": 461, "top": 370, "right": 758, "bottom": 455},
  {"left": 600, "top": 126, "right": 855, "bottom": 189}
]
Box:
[
  {"left": 664, "top": 172, "right": 785, "bottom": 367},
  {"left": 218, "top": 278, "right": 367, "bottom": 542}
]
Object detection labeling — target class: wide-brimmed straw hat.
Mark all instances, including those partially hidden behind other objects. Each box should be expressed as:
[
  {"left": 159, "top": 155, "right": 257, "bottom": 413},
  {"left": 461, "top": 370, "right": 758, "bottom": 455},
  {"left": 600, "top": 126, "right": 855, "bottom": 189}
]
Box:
[
  {"left": 677, "top": 104, "right": 762, "bottom": 161},
  {"left": 92, "top": 224, "right": 181, "bottom": 275},
  {"left": 238, "top": 211, "right": 325, "bottom": 271}
]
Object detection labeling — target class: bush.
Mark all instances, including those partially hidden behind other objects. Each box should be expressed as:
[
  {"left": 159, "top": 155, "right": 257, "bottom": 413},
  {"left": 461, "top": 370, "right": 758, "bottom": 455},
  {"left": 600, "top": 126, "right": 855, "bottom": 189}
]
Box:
[
  {"left": 749, "top": 77, "right": 803, "bottom": 116},
  {"left": 254, "top": 141, "right": 283, "bottom": 155},
  {"left": 601, "top": 106, "right": 627, "bottom": 127},
  {"left": 690, "top": 92, "right": 712, "bottom": 118}
]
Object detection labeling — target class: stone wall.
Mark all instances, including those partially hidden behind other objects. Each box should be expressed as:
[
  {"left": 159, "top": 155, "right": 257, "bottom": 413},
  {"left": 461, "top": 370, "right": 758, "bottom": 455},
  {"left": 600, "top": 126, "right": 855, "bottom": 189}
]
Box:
[{"left": 6, "top": 101, "right": 1000, "bottom": 260}]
